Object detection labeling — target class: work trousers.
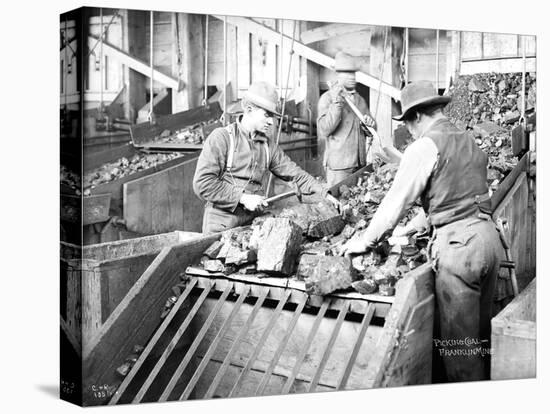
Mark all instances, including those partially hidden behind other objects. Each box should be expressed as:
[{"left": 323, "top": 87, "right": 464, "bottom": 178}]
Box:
[
  {"left": 430, "top": 215, "right": 503, "bottom": 382},
  {"left": 325, "top": 166, "right": 361, "bottom": 188},
  {"left": 202, "top": 203, "right": 257, "bottom": 234}
]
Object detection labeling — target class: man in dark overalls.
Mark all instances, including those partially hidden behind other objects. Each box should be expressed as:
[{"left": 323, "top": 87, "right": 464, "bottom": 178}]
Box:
[
  {"left": 340, "top": 81, "right": 503, "bottom": 382},
  {"left": 193, "top": 81, "right": 338, "bottom": 234}
]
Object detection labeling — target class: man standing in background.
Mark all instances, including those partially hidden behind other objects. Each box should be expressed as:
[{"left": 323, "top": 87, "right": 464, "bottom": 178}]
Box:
[{"left": 317, "top": 51, "right": 376, "bottom": 187}]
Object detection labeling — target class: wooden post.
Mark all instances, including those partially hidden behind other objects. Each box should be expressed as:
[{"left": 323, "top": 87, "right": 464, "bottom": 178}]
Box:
[
  {"left": 173, "top": 13, "right": 205, "bottom": 112},
  {"left": 369, "top": 26, "right": 404, "bottom": 151},
  {"left": 127, "top": 10, "right": 148, "bottom": 123}
]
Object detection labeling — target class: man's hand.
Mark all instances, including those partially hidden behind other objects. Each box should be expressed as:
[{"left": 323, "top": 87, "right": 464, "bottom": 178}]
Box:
[
  {"left": 325, "top": 193, "right": 342, "bottom": 213},
  {"left": 329, "top": 84, "right": 344, "bottom": 103},
  {"left": 239, "top": 193, "right": 268, "bottom": 212},
  {"left": 338, "top": 233, "right": 372, "bottom": 257},
  {"left": 362, "top": 114, "right": 376, "bottom": 129}
]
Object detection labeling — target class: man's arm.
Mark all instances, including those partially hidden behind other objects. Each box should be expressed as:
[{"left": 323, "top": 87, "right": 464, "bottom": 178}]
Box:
[
  {"left": 192, "top": 128, "right": 245, "bottom": 212},
  {"left": 268, "top": 145, "right": 326, "bottom": 195},
  {"left": 359, "top": 137, "right": 438, "bottom": 246},
  {"left": 317, "top": 90, "right": 344, "bottom": 137}
]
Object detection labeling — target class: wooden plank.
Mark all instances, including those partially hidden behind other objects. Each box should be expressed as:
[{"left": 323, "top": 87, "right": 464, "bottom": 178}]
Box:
[
  {"left": 80, "top": 231, "right": 197, "bottom": 261},
  {"left": 82, "top": 234, "right": 219, "bottom": 405},
  {"left": 203, "top": 288, "right": 270, "bottom": 399},
  {"left": 336, "top": 304, "right": 375, "bottom": 390},
  {"left": 123, "top": 157, "right": 203, "bottom": 234},
  {"left": 460, "top": 57, "right": 536, "bottom": 75},
  {"left": 192, "top": 275, "right": 391, "bottom": 319},
  {"left": 308, "top": 301, "right": 350, "bottom": 392},
  {"left": 109, "top": 279, "right": 199, "bottom": 404},
  {"left": 179, "top": 285, "right": 251, "bottom": 400},
  {"left": 281, "top": 300, "right": 330, "bottom": 394},
  {"left": 382, "top": 293, "right": 435, "bottom": 387},
  {"left": 362, "top": 263, "right": 434, "bottom": 388},
  {"left": 81, "top": 267, "right": 103, "bottom": 349},
  {"left": 491, "top": 278, "right": 536, "bottom": 380},
  {"left": 187, "top": 267, "right": 395, "bottom": 305},
  {"left": 300, "top": 23, "right": 370, "bottom": 45},
  {"left": 60, "top": 316, "right": 81, "bottom": 358},
  {"left": 89, "top": 35, "right": 178, "bottom": 89},
  {"left": 83, "top": 143, "right": 137, "bottom": 173},
  {"left": 89, "top": 152, "right": 198, "bottom": 217},
  {"left": 133, "top": 283, "right": 214, "bottom": 403},
  {"left": 160, "top": 284, "right": 233, "bottom": 401},
  {"left": 491, "top": 152, "right": 529, "bottom": 212},
  {"left": 213, "top": 15, "right": 400, "bottom": 100},
  {"left": 192, "top": 295, "right": 383, "bottom": 394}
]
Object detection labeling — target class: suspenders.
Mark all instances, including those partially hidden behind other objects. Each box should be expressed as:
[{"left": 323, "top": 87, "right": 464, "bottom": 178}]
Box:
[{"left": 224, "top": 123, "right": 270, "bottom": 173}]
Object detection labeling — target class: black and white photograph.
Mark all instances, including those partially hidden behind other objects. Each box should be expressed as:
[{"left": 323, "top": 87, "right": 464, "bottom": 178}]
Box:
[{"left": 56, "top": 1, "right": 538, "bottom": 409}]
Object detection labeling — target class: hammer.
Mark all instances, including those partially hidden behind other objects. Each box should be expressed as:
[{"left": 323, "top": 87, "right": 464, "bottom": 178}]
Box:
[{"left": 264, "top": 180, "right": 306, "bottom": 204}]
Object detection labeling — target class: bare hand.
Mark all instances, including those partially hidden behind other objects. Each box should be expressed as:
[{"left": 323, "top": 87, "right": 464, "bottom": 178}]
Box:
[
  {"left": 330, "top": 84, "right": 344, "bottom": 102},
  {"left": 325, "top": 193, "right": 342, "bottom": 213},
  {"left": 339, "top": 234, "right": 371, "bottom": 257},
  {"left": 239, "top": 193, "right": 268, "bottom": 212},
  {"left": 362, "top": 114, "right": 376, "bottom": 129}
]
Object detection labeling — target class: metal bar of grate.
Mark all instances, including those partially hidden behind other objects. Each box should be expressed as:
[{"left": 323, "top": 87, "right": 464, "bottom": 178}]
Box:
[
  {"left": 132, "top": 282, "right": 214, "bottom": 403},
  {"left": 203, "top": 288, "right": 270, "bottom": 399},
  {"left": 281, "top": 299, "right": 330, "bottom": 394},
  {"left": 158, "top": 283, "right": 233, "bottom": 401},
  {"left": 336, "top": 304, "right": 375, "bottom": 390},
  {"left": 308, "top": 301, "right": 350, "bottom": 392},
  {"left": 109, "top": 278, "right": 199, "bottom": 405},
  {"left": 228, "top": 289, "right": 292, "bottom": 398},
  {"left": 179, "top": 284, "right": 251, "bottom": 401},
  {"left": 254, "top": 293, "right": 308, "bottom": 396}
]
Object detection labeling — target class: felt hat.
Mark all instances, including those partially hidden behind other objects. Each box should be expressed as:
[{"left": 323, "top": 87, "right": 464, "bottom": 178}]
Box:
[
  {"left": 242, "top": 81, "right": 281, "bottom": 116},
  {"left": 393, "top": 80, "right": 451, "bottom": 121},
  {"left": 334, "top": 51, "right": 358, "bottom": 72}
]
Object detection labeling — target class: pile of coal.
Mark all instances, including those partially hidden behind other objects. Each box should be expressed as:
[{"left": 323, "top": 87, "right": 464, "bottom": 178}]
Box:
[{"left": 82, "top": 152, "right": 183, "bottom": 195}]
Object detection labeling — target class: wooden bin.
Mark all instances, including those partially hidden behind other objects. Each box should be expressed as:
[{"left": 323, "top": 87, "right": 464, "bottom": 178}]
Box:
[
  {"left": 81, "top": 232, "right": 435, "bottom": 406},
  {"left": 491, "top": 278, "right": 536, "bottom": 380},
  {"left": 60, "top": 230, "right": 201, "bottom": 352}
]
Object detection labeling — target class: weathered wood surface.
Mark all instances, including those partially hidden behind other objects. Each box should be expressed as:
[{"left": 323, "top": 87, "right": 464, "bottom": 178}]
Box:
[
  {"left": 89, "top": 152, "right": 198, "bottom": 217},
  {"left": 490, "top": 151, "right": 529, "bottom": 212},
  {"left": 189, "top": 296, "right": 384, "bottom": 396},
  {"left": 82, "top": 234, "right": 219, "bottom": 405},
  {"left": 362, "top": 263, "right": 435, "bottom": 387},
  {"left": 82, "top": 193, "right": 111, "bottom": 225},
  {"left": 123, "top": 157, "right": 204, "bottom": 234},
  {"left": 491, "top": 278, "right": 536, "bottom": 380},
  {"left": 492, "top": 172, "right": 532, "bottom": 293}
]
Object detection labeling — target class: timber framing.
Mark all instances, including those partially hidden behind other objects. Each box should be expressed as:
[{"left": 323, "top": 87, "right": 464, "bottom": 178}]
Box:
[
  {"left": 212, "top": 15, "right": 401, "bottom": 100},
  {"left": 88, "top": 35, "right": 179, "bottom": 89}
]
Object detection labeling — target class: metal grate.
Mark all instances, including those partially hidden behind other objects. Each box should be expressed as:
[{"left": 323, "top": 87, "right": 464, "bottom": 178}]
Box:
[{"left": 109, "top": 277, "right": 376, "bottom": 404}]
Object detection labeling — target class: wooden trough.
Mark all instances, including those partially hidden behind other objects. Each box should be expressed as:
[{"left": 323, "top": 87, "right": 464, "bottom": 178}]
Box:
[
  {"left": 76, "top": 230, "right": 434, "bottom": 406},
  {"left": 60, "top": 230, "right": 201, "bottom": 353},
  {"left": 491, "top": 278, "right": 536, "bottom": 380}
]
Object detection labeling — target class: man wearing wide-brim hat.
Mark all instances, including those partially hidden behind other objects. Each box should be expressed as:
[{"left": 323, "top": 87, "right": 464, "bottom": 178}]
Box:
[
  {"left": 194, "top": 81, "right": 339, "bottom": 233},
  {"left": 340, "top": 80, "right": 503, "bottom": 383},
  {"left": 317, "top": 51, "right": 376, "bottom": 187}
]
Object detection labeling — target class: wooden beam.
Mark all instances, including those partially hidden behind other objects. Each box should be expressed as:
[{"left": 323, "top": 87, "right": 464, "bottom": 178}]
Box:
[
  {"left": 89, "top": 35, "right": 179, "bottom": 89},
  {"left": 300, "top": 23, "right": 369, "bottom": 45},
  {"left": 369, "top": 27, "right": 404, "bottom": 153},
  {"left": 212, "top": 15, "right": 400, "bottom": 100}
]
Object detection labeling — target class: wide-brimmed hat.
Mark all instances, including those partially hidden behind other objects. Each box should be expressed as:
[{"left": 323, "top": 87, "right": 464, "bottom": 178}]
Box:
[
  {"left": 393, "top": 80, "right": 451, "bottom": 121},
  {"left": 333, "top": 51, "right": 358, "bottom": 72},
  {"left": 242, "top": 81, "right": 281, "bottom": 116}
]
